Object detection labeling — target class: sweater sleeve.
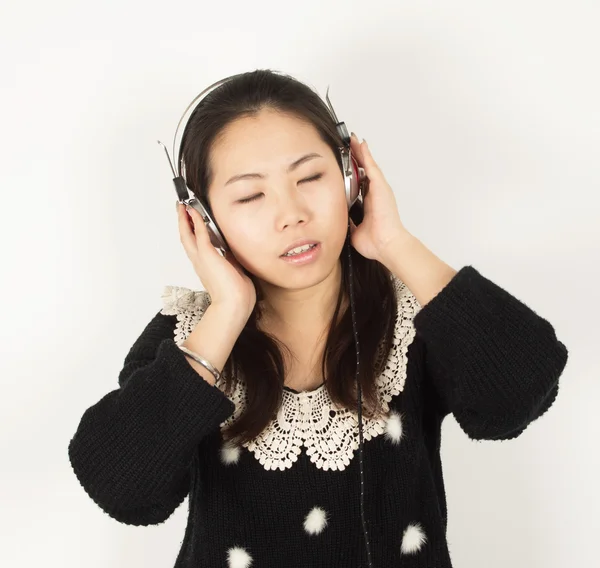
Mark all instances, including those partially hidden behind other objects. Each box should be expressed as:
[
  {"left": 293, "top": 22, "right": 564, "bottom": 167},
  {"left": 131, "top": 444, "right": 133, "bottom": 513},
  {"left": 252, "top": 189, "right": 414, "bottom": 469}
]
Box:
[
  {"left": 67, "top": 310, "right": 236, "bottom": 526},
  {"left": 413, "top": 265, "right": 569, "bottom": 441}
]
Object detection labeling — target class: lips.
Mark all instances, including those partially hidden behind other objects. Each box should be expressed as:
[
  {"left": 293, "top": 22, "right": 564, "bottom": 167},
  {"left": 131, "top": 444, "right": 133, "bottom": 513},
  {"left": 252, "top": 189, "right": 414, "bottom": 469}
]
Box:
[{"left": 280, "top": 239, "right": 320, "bottom": 256}]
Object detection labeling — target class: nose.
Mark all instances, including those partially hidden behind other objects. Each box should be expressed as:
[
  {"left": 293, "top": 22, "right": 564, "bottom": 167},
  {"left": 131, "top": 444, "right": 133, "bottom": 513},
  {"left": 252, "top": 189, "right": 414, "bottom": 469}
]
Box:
[{"left": 275, "top": 183, "right": 310, "bottom": 229}]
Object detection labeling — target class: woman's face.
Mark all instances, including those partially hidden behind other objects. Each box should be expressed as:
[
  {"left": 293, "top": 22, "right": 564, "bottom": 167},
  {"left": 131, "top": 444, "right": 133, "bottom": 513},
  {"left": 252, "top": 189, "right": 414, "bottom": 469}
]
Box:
[{"left": 206, "top": 108, "right": 349, "bottom": 293}]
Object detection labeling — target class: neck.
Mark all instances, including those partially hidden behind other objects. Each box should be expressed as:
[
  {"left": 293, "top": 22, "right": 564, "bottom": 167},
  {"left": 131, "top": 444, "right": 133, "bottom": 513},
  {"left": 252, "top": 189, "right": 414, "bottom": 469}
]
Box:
[{"left": 258, "top": 260, "right": 347, "bottom": 336}]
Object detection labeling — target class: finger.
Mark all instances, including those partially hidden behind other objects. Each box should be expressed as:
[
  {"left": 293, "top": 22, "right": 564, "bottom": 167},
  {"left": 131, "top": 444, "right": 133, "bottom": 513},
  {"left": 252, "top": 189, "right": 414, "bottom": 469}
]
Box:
[
  {"left": 186, "top": 205, "right": 213, "bottom": 249},
  {"left": 360, "top": 139, "right": 381, "bottom": 176},
  {"left": 177, "top": 202, "right": 198, "bottom": 253},
  {"left": 350, "top": 132, "right": 364, "bottom": 165},
  {"left": 176, "top": 201, "right": 192, "bottom": 231}
]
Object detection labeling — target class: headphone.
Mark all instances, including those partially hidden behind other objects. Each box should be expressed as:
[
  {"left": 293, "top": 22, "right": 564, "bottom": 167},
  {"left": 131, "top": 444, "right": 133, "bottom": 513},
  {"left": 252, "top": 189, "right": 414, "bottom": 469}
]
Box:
[
  {"left": 157, "top": 71, "right": 369, "bottom": 252},
  {"left": 157, "top": 71, "right": 376, "bottom": 568}
]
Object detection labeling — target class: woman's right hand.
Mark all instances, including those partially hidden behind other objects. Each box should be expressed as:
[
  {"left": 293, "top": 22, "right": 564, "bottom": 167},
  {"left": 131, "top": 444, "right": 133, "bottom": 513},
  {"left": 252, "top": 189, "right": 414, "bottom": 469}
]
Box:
[{"left": 176, "top": 201, "right": 257, "bottom": 320}]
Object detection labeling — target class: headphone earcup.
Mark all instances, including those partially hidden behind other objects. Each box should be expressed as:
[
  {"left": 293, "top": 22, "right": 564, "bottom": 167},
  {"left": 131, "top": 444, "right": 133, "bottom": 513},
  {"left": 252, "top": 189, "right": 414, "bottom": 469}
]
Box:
[
  {"left": 346, "top": 152, "right": 364, "bottom": 210},
  {"left": 187, "top": 198, "right": 229, "bottom": 253}
]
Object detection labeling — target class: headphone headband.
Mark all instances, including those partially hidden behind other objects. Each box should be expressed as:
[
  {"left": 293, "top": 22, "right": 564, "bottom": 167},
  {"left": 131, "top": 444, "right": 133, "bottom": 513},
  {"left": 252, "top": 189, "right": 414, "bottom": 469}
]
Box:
[{"left": 162, "top": 70, "right": 347, "bottom": 181}]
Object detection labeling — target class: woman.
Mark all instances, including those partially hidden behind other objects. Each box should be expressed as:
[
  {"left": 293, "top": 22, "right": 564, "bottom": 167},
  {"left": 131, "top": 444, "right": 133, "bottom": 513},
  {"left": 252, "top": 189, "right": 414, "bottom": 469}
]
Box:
[{"left": 68, "top": 69, "right": 569, "bottom": 568}]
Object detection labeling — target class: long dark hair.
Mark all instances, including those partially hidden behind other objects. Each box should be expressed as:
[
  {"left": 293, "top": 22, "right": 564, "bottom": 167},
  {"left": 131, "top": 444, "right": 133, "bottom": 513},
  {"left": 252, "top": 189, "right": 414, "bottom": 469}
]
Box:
[{"left": 180, "top": 69, "right": 398, "bottom": 445}]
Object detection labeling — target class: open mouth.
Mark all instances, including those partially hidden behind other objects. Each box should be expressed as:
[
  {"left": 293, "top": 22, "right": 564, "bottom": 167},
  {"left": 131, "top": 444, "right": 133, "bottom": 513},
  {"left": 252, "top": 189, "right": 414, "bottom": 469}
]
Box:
[{"left": 280, "top": 243, "right": 321, "bottom": 264}]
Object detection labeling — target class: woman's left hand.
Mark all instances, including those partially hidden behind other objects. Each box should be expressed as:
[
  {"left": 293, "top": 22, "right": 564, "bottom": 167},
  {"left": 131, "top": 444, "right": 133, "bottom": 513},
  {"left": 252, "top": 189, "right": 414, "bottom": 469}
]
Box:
[{"left": 348, "top": 132, "right": 413, "bottom": 263}]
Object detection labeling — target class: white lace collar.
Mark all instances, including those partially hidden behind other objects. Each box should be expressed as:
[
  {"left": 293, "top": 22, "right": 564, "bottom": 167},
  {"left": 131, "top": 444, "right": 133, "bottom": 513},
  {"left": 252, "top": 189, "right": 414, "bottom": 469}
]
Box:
[{"left": 160, "top": 276, "right": 421, "bottom": 472}]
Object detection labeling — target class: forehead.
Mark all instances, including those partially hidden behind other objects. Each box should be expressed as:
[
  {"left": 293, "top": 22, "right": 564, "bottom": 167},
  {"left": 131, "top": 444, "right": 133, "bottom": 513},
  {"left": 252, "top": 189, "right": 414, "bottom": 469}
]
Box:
[{"left": 210, "top": 109, "right": 325, "bottom": 175}]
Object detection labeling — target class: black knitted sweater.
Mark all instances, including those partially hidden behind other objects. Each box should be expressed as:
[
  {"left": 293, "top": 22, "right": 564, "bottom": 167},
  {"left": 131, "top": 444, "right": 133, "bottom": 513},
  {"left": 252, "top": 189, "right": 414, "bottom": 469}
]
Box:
[{"left": 68, "top": 266, "right": 568, "bottom": 567}]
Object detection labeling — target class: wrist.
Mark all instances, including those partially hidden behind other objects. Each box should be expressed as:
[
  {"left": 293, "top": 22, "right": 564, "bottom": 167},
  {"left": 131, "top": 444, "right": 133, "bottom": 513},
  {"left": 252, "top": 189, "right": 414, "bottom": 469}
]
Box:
[
  {"left": 208, "top": 301, "right": 250, "bottom": 327},
  {"left": 208, "top": 299, "right": 252, "bottom": 326}
]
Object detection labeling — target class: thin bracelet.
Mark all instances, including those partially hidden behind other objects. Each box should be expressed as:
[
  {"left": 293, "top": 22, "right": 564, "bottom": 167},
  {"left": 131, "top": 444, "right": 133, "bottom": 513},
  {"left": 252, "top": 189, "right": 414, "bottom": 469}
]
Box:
[{"left": 178, "top": 345, "right": 222, "bottom": 382}]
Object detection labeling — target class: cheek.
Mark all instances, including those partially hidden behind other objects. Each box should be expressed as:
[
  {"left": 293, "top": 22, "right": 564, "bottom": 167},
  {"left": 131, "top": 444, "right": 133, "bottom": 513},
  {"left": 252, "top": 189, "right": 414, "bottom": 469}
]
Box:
[
  {"left": 211, "top": 203, "right": 259, "bottom": 246},
  {"left": 328, "top": 189, "right": 352, "bottom": 240},
  {"left": 218, "top": 221, "right": 269, "bottom": 274}
]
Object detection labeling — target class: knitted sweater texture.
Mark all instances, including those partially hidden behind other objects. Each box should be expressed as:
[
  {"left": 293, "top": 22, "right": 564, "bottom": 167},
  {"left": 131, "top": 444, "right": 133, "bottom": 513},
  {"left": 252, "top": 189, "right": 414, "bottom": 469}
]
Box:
[{"left": 68, "top": 265, "right": 569, "bottom": 567}]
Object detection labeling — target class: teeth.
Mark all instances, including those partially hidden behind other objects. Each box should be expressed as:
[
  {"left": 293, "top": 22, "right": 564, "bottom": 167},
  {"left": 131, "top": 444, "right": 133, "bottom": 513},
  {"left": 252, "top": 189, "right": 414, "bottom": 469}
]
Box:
[{"left": 283, "top": 243, "right": 316, "bottom": 256}]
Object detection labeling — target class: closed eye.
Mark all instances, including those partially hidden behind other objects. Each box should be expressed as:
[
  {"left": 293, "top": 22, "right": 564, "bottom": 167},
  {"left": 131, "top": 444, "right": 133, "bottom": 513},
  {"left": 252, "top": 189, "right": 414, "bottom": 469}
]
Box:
[
  {"left": 300, "top": 173, "right": 324, "bottom": 184},
  {"left": 237, "top": 173, "right": 324, "bottom": 204}
]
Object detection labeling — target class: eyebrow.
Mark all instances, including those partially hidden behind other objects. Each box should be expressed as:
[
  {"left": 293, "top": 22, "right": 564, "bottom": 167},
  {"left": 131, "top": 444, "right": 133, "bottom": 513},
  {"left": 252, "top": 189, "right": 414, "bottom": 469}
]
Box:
[{"left": 224, "top": 153, "right": 324, "bottom": 186}]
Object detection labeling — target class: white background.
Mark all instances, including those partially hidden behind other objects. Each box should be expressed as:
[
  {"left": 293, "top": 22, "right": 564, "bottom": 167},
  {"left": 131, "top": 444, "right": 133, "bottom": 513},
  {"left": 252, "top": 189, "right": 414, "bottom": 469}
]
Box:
[{"left": 1, "top": 1, "right": 597, "bottom": 566}]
